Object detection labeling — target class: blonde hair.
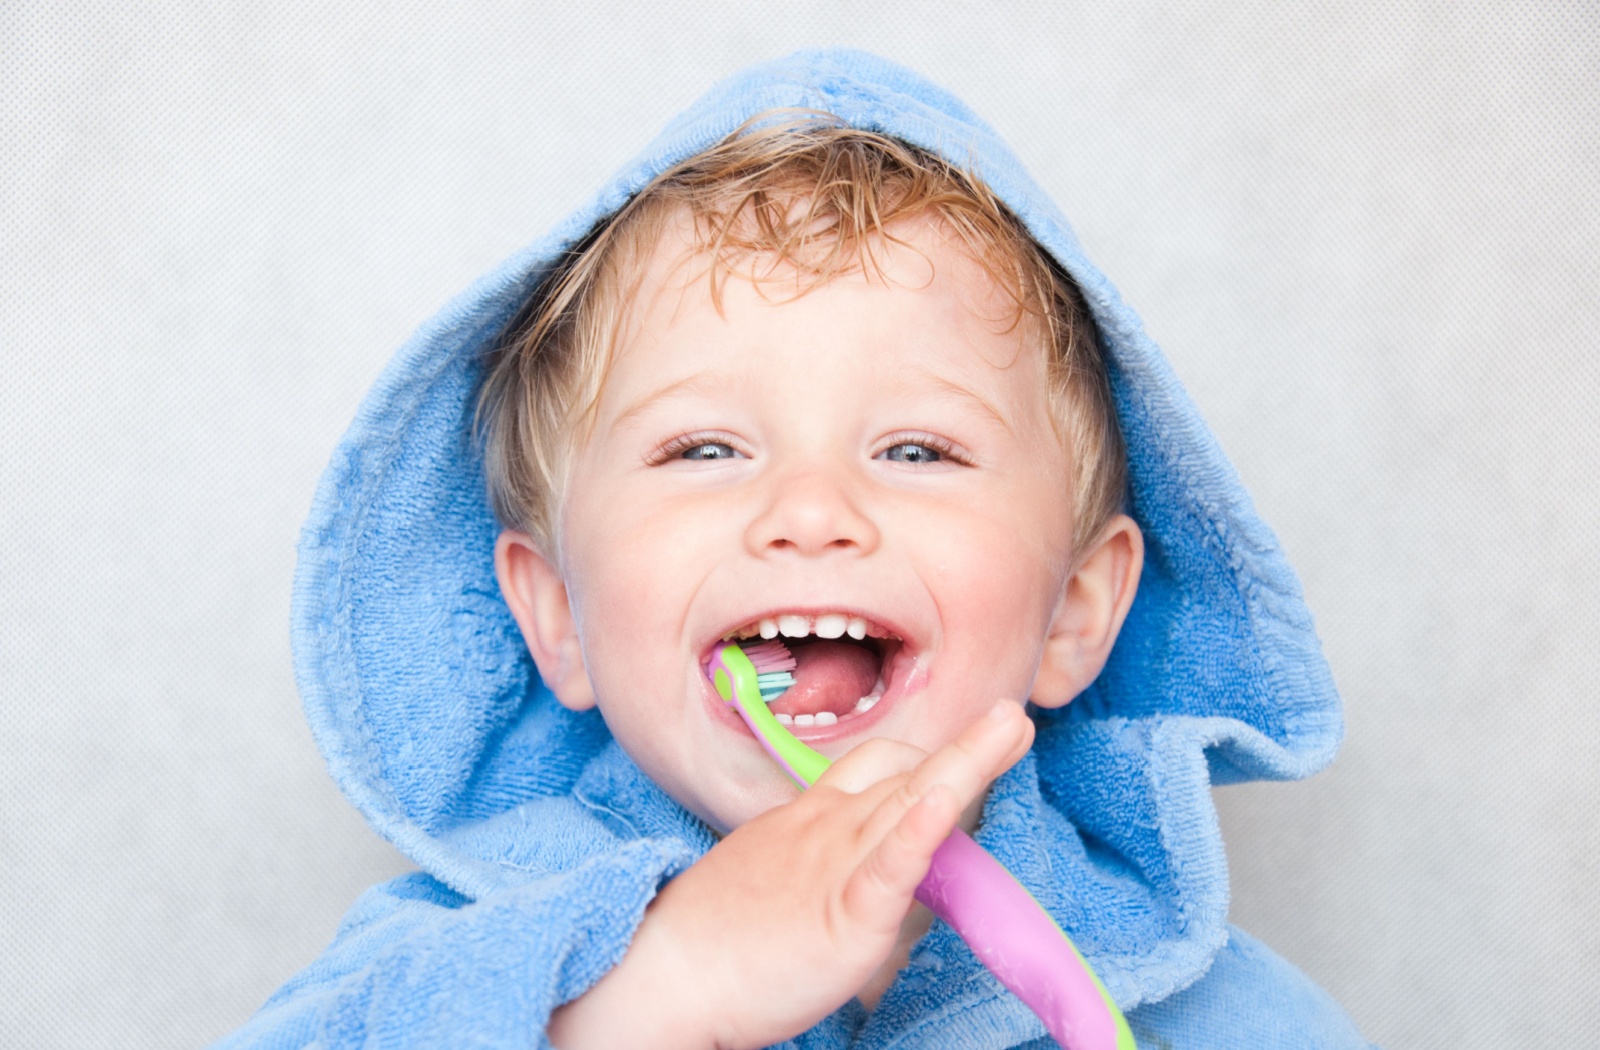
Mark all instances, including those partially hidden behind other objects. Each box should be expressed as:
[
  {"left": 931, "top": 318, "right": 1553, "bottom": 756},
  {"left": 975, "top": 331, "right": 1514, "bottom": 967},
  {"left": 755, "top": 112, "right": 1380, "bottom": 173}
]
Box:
[{"left": 477, "top": 112, "right": 1124, "bottom": 556}]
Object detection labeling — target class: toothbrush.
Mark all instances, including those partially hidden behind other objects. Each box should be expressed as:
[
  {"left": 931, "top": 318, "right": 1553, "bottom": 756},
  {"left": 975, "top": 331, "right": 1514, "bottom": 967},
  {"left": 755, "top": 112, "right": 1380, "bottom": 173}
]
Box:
[{"left": 708, "top": 640, "right": 1135, "bottom": 1050}]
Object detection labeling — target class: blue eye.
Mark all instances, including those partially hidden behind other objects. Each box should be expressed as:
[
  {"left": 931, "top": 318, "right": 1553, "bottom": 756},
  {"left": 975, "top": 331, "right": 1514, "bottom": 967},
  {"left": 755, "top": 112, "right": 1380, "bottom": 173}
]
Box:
[
  {"left": 879, "top": 442, "right": 943, "bottom": 464},
  {"left": 679, "top": 441, "right": 739, "bottom": 461}
]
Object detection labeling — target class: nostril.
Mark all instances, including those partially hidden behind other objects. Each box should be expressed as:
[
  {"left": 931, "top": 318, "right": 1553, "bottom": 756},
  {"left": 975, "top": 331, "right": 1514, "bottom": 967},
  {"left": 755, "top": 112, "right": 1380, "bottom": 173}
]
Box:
[
  {"left": 745, "top": 472, "right": 881, "bottom": 556},
  {"left": 767, "top": 536, "right": 859, "bottom": 553}
]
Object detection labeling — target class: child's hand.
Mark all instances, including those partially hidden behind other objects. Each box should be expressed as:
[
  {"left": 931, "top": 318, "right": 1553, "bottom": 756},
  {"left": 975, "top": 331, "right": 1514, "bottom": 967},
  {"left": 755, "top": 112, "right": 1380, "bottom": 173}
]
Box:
[{"left": 548, "top": 699, "right": 1034, "bottom": 1050}]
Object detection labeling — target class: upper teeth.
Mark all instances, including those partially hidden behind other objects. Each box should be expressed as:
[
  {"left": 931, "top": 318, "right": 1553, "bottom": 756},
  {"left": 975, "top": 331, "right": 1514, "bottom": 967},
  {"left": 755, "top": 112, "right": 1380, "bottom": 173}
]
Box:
[{"left": 732, "top": 613, "right": 877, "bottom": 642}]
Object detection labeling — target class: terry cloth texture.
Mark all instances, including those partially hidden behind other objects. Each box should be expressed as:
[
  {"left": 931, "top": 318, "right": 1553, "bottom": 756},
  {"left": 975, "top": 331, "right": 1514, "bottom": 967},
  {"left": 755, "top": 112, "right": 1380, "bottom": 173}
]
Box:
[{"left": 220, "top": 49, "right": 1370, "bottom": 1049}]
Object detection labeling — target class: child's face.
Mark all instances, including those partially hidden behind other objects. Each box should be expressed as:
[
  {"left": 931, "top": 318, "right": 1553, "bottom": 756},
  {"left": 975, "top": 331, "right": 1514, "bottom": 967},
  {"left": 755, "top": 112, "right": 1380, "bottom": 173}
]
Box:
[{"left": 554, "top": 214, "right": 1078, "bottom": 833}]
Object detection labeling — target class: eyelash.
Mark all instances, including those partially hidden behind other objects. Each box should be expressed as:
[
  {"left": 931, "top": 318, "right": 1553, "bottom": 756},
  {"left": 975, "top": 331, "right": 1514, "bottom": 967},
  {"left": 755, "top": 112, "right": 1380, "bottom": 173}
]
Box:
[
  {"left": 648, "top": 431, "right": 746, "bottom": 465},
  {"left": 874, "top": 432, "right": 971, "bottom": 467},
  {"left": 648, "top": 431, "right": 973, "bottom": 466}
]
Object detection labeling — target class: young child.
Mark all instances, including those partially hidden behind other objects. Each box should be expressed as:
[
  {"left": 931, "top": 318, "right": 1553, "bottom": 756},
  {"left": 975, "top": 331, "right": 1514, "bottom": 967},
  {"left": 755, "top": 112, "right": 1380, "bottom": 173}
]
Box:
[{"left": 221, "top": 50, "right": 1371, "bottom": 1049}]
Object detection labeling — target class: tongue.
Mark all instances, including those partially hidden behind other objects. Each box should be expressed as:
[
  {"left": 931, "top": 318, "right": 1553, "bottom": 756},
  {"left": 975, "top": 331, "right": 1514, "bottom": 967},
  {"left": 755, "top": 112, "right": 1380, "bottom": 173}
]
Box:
[{"left": 768, "top": 640, "right": 879, "bottom": 718}]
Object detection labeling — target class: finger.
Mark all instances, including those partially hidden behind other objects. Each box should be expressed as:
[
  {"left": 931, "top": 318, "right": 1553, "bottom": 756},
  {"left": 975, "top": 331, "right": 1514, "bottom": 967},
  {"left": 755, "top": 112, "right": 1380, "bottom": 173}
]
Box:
[
  {"left": 840, "top": 784, "right": 961, "bottom": 930},
  {"left": 815, "top": 736, "right": 928, "bottom": 794},
  {"left": 902, "top": 700, "right": 1033, "bottom": 809},
  {"left": 843, "top": 701, "right": 1031, "bottom": 847},
  {"left": 995, "top": 704, "right": 1037, "bottom": 770}
]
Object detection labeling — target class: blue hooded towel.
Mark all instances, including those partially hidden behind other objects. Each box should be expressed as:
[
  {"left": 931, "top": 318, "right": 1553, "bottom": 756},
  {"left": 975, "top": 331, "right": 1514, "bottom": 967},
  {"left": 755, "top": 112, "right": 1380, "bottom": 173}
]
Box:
[{"left": 220, "top": 50, "right": 1371, "bottom": 1049}]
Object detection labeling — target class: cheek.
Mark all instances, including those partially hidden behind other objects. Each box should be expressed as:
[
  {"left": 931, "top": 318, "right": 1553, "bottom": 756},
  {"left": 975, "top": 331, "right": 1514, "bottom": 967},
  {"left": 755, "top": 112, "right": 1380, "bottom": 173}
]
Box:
[
  {"left": 561, "top": 487, "right": 728, "bottom": 659},
  {"left": 915, "top": 497, "right": 1072, "bottom": 678},
  {"left": 921, "top": 492, "right": 1070, "bottom": 605}
]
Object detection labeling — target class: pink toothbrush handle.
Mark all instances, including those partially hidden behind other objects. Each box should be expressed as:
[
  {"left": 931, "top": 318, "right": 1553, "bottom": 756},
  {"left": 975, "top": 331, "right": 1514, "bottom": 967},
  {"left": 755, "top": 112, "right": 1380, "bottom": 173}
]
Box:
[
  {"left": 710, "top": 644, "right": 1129, "bottom": 1048},
  {"left": 916, "top": 830, "right": 1125, "bottom": 1050}
]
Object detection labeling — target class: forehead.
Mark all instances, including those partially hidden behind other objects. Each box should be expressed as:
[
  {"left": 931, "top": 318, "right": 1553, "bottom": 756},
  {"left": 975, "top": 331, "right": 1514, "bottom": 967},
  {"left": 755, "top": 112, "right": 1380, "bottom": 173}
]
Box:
[
  {"left": 625, "top": 202, "right": 1025, "bottom": 309},
  {"left": 602, "top": 207, "right": 1049, "bottom": 404}
]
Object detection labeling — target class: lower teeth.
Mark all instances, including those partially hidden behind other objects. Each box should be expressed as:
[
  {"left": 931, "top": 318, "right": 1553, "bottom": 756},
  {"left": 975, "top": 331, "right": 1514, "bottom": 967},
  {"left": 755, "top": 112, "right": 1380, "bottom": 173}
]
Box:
[{"left": 770, "top": 699, "right": 879, "bottom": 730}]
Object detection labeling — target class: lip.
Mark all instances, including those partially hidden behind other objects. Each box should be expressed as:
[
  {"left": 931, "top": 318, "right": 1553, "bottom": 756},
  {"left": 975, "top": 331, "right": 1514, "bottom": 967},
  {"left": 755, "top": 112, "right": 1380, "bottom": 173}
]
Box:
[
  {"left": 697, "top": 605, "right": 923, "bottom": 746},
  {"left": 698, "top": 668, "right": 900, "bottom": 746}
]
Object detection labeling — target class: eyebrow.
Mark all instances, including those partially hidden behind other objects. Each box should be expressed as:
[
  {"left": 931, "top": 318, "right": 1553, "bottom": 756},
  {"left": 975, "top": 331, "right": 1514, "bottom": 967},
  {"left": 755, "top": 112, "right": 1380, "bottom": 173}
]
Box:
[
  {"left": 611, "top": 371, "right": 725, "bottom": 431},
  {"left": 919, "top": 372, "right": 1015, "bottom": 435},
  {"left": 610, "top": 362, "right": 1016, "bottom": 435}
]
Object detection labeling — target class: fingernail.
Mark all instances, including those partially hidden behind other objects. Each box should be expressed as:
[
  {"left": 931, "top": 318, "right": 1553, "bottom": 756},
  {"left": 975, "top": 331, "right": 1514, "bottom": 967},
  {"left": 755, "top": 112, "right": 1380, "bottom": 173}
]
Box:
[{"left": 986, "top": 700, "right": 1014, "bottom": 722}]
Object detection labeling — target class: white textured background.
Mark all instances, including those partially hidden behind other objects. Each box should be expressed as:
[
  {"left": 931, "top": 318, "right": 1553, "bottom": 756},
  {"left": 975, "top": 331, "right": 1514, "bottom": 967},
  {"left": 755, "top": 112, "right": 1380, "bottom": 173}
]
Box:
[{"left": 3, "top": 3, "right": 1595, "bottom": 1047}]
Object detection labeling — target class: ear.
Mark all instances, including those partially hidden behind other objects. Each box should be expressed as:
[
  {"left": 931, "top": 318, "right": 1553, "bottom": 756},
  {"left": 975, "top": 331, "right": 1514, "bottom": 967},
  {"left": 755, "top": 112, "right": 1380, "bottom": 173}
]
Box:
[
  {"left": 494, "top": 531, "right": 597, "bottom": 711},
  {"left": 1032, "top": 514, "right": 1144, "bottom": 708}
]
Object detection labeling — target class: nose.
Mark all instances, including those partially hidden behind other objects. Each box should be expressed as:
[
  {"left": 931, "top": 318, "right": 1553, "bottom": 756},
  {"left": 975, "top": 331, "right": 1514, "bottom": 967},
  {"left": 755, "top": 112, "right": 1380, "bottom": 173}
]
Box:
[{"left": 744, "top": 468, "right": 881, "bottom": 557}]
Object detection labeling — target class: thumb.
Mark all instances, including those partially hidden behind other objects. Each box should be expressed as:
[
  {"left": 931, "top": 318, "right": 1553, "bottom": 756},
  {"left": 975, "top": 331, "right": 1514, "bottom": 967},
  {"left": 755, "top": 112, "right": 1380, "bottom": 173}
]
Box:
[
  {"left": 816, "top": 736, "right": 929, "bottom": 795},
  {"left": 841, "top": 783, "right": 961, "bottom": 929}
]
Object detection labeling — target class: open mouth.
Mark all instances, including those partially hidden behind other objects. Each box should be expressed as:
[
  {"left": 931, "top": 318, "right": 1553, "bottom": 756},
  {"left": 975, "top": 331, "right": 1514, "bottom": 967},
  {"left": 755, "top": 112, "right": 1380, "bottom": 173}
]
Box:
[{"left": 708, "top": 611, "right": 909, "bottom": 731}]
